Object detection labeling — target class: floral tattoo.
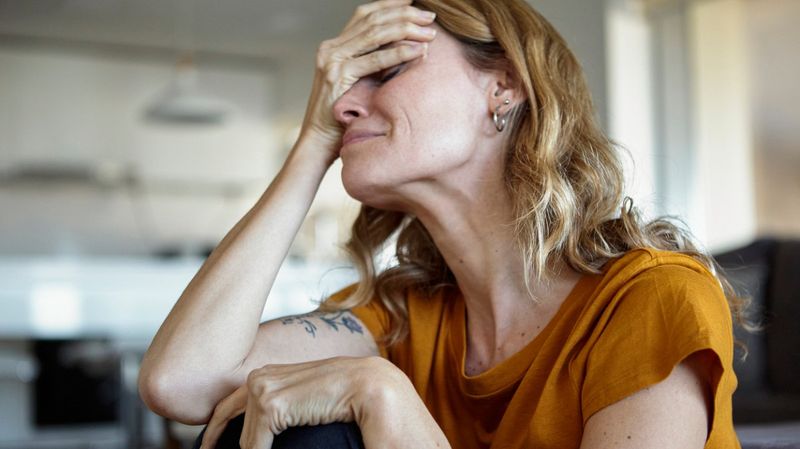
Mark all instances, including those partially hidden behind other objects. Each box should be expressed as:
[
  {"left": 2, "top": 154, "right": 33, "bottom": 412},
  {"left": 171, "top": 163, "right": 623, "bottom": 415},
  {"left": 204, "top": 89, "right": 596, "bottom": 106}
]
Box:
[{"left": 280, "top": 311, "right": 364, "bottom": 338}]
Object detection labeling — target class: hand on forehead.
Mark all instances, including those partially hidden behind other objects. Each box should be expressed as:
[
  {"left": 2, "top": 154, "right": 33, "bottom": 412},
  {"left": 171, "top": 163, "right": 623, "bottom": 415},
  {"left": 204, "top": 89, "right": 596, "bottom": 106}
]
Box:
[{"left": 378, "top": 37, "right": 430, "bottom": 51}]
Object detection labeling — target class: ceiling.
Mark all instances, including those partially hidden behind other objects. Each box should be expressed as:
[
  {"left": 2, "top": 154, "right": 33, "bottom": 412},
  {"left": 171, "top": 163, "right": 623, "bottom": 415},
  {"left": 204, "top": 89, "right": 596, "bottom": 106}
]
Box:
[{"left": 0, "top": 0, "right": 362, "bottom": 59}]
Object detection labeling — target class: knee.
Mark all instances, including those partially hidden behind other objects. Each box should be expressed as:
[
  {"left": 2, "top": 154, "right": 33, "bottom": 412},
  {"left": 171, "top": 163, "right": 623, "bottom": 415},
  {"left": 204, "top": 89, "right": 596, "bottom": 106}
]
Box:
[
  {"left": 193, "top": 414, "right": 364, "bottom": 449},
  {"left": 275, "top": 422, "right": 364, "bottom": 449}
]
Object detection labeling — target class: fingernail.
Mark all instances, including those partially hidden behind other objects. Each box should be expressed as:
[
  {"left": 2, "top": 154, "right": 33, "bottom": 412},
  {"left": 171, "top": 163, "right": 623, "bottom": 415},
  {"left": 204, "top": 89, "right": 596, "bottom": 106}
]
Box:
[
  {"left": 420, "top": 10, "right": 436, "bottom": 20},
  {"left": 422, "top": 27, "right": 436, "bottom": 36}
]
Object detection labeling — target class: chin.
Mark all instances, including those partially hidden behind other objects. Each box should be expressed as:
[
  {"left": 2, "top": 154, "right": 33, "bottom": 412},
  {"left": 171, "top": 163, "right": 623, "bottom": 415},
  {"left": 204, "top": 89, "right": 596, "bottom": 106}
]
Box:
[
  {"left": 342, "top": 172, "right": 384, "bottom": 206},
  {"left": 341, "top": 164, "right": 405, "bottom": 212}
]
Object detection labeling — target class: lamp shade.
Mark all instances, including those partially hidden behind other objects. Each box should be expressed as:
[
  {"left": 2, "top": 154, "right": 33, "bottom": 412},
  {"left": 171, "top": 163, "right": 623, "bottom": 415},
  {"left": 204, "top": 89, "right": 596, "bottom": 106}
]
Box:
[{"left": 145, "top": 57, "right": 229, "bottom": 124}]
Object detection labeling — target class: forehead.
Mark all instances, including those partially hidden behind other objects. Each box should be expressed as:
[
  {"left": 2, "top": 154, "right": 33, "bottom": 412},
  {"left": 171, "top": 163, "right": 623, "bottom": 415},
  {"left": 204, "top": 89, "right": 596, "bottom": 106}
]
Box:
[
  {"left": 385, "top": 25, "right": 473, "bottom": 77},
  {"left": 423, "top": 25, "right": 485, "bottom": 86}
]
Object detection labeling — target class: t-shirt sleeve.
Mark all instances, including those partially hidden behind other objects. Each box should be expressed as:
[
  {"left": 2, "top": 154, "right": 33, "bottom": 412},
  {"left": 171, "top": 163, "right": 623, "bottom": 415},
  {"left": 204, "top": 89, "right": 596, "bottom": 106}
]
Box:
[
  {"left": 324, "top": 283, "right": 392, "bottom": 359},
  {"left": 581, "top": 263, "right": 735, "bottom": 423}
]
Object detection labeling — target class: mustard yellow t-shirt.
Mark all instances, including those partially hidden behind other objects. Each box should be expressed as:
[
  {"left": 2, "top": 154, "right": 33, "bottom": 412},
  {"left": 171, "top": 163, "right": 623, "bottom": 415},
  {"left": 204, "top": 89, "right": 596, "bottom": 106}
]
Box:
[{"left": 334, "top": 248, "right": 740, "bottom": 448}]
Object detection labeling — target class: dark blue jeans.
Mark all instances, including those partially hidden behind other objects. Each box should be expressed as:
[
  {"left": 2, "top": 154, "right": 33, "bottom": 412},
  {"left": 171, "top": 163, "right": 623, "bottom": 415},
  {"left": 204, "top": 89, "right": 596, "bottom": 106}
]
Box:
[{"left": 191, "top": 414, "right": 365, "bottom": 449}]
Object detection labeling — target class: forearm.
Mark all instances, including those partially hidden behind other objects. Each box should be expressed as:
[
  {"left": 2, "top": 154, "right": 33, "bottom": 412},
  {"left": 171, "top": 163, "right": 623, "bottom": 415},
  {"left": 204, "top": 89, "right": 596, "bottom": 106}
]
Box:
[
  {"left": 356, "top": 360, "right": 451, "bottom": 449},
  {"left": 139, "top": 136, "right": 334, "bottom": 421}
]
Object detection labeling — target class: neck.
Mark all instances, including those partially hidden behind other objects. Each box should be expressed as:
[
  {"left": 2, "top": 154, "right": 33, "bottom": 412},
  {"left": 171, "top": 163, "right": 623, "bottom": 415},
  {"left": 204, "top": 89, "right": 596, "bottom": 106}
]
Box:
[
  {"left": 401, "top": 172, "right": 582, "bottom": 373},
  {"left": 398, "top": 166, "right": 580, "bottom": 373}
]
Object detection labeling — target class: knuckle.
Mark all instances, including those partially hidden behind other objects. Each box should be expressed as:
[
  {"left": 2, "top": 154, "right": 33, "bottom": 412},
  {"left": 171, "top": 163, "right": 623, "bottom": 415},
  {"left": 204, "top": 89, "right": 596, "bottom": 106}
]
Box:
[
  {"left": 324, "top": 67, "right": 340, "bottom": 86},
  {"left": 258, "top": 393, "right": 284, "bottom": 414},
  {"left": 398, "top": 44, "right": 417, "bottom": 57},
  {"left": 318, "top": 40, "right": 332, "bottom": 55},
  {"left": 354, "top": 4, "right": 369, "bottom": 18},
  {"left": 364, "top": 11, "right": 380, "bottom": 26},
  {"left": 402, "top": 5, "right": 419, "bottom": 18},
  {"left": 369, "top": 51, "right": 386, "bottom": 66},
  {"left": 317, "top": 44, "right": 334, "bottom": 68},
  {"left": 391, "top": 45, "right": 409, "bottom": 59},
  {"left": 316, "top": 54, "right": 329, "bottom": 71},
  {"left": 246, "top": 368, "right": 264, "bottom": 388},
  {"left": 365, "top": 26, "right": 381, "bottom": 43},
  {"left": 253, "top": 379, "right": 270, "bottom": 396}
]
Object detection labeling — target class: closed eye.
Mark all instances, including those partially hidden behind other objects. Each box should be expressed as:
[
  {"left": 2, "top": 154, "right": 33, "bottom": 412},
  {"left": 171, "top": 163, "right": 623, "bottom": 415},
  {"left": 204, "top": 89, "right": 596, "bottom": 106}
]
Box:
[{"left": 374, "top": 63, "right": 405, "bottom": 85}]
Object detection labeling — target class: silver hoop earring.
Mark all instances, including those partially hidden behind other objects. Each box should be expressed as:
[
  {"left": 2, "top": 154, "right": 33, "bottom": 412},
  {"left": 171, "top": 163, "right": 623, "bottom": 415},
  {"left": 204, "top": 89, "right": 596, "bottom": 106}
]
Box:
[{"left": 493, "top": 99, "right": 511, "bottom": 132}]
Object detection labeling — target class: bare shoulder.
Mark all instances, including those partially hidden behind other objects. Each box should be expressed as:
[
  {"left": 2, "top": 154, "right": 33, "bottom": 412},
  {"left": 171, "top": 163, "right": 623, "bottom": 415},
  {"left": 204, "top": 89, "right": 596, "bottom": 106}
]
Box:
[
  {"left": 580, "top": 350, "right": 713, "bottom": 449},
  {"left": 230, "top": 308, "right": 380, "bottom": 384}
]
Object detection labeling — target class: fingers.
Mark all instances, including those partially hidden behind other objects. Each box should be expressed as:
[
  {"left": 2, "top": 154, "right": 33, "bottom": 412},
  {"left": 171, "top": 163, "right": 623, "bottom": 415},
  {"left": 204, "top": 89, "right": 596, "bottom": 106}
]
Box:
[
  {"left": 199, "top": 385, "right": 249, "bottom": 449},
  {"left": 321, "top": 4, "right": 436, "bottom": 69},
  {"left": 322, "top": 18, "right": 435, "bottom": 93},
  {"left": 235, "top": 359, "right": 366, "bottom": 449},
  {"left": 341, "top": 19, "right": 436, "bottom": 59},
  {"left": 243, "top": 358, "right": 350, "bottom": 407},
  {"left": 343, "top": 0, "right": 413, "bottom": 30},
  {"left": 339, "top": 3, "right": 437, "bottom": 45},
  {"left": 240, "top": 393, "right": 275, "bottom": 449},
  {"left": 199, "top": 419, "right": 223, "bottom": 449},
  {"left": 301, "top": 0, "right": 436, "bottom": 148},
  {"left": 341, "top": 41, "right": 429, "bottom": 87}
]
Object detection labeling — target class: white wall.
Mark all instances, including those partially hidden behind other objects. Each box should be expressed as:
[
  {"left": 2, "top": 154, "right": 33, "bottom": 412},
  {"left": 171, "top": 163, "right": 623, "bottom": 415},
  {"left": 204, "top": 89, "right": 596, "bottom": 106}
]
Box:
[
  {"left": 531, "top": 0, "right": 609, "bottom": 128},
  {"left": 747, "top": 0, "right": 800, "bottom": 238},
  {"left": 688, "top": 0, "right": 757, "bottom": 251},
  {"left": 0, "top": 46, "right": 275, "bottom": 181},
  {"left": 0, "top": 44, "right": 278, "bottom": 256},
  {"left": 607, "top": 0, "right": 793, "bottom": 252},
  {"left": 605, "top": 0, "right": 658, "bottom": 216}
]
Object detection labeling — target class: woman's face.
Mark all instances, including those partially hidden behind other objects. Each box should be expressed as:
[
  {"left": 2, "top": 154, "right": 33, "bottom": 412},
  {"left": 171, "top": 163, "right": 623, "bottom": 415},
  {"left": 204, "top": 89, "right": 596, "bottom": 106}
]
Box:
[{"left": 333, "top": 24, "right": 503, "bottom": 211}]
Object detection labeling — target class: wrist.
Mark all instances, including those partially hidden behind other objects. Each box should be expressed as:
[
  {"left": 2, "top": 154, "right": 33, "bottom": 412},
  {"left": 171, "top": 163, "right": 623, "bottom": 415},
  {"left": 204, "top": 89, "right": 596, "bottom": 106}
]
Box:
[
  {"left": 290, "top": 128, "right": 340, "bottom": 167},
  {"left": 280, "top": 133, "right": 337, "bottom": 182},
  {"left": 352, "top": 357, "right": 405, "bottom": 427},
  {"left": 352, "top": 357, "right": 451, "bottom": 448}
]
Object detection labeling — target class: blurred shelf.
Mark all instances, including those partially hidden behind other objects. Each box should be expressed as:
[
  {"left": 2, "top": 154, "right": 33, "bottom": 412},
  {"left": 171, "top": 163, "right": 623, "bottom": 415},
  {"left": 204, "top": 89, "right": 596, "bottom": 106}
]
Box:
[{"left": 0, "top": 255, "right": 356, "bottom": 342}]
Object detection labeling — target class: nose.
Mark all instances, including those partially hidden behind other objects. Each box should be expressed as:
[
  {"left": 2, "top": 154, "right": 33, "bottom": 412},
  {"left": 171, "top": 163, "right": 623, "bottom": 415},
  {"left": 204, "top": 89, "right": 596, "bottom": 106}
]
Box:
[{"left": 332, "top": 80, "right": 370, "bottom": 126}]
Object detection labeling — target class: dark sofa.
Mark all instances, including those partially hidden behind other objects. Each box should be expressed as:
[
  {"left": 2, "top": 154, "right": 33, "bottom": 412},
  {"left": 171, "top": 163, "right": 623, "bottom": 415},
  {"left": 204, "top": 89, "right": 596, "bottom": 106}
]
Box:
[{"left": 713, "top": 238, "right": 800, "bottom": 448}]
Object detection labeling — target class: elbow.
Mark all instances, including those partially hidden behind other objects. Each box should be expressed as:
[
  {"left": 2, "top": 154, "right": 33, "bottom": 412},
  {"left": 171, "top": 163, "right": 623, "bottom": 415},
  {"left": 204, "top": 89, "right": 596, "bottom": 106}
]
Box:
[{"left": 137, "top": 369, "right": 213, "bottom": 425}]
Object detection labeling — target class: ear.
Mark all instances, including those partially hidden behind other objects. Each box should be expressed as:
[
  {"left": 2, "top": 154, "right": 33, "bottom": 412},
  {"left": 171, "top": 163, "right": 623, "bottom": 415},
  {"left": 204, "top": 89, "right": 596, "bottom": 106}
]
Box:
[{"left": 486, "top": 66, "right": 524, "bottom": 116}]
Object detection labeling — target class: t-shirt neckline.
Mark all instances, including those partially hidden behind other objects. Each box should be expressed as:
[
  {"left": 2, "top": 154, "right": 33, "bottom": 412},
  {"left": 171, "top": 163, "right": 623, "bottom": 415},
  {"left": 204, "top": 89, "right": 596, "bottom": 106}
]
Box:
[{"left": 448, "top": 273, "right": 595, "bottom": 398}]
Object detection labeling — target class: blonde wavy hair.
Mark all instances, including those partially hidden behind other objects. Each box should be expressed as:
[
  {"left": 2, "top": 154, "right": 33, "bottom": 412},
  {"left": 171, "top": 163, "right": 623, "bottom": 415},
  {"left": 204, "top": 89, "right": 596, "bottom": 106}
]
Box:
[{"left": 321, "top": 0, "right": 753, "bottom": 348}]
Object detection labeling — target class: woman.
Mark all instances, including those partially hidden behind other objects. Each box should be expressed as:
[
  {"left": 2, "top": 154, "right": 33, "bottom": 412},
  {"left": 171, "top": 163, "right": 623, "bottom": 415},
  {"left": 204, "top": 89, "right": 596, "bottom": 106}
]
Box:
[{"left": 138, "top": 0, "right": 746, "bottom": 447}]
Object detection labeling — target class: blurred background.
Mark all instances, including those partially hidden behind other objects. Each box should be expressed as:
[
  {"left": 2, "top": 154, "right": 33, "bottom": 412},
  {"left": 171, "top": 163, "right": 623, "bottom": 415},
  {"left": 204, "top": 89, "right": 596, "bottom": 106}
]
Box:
[{"left": 0, "top": 0, "right": 797, "bottom": 448}]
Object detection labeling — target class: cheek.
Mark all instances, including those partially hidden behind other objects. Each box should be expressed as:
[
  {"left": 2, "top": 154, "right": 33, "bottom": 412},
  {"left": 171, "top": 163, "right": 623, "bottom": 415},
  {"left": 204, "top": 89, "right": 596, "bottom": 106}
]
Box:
[
  {"left": 340, "top": 66, "right": 486, "bottom": 202},
  {"left": 397, "top": 76, "right": 484, "bottom": 170}
]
